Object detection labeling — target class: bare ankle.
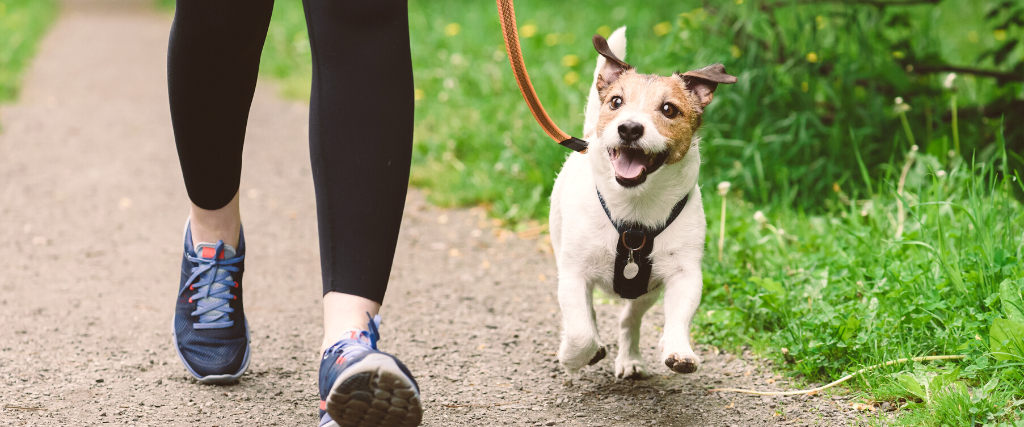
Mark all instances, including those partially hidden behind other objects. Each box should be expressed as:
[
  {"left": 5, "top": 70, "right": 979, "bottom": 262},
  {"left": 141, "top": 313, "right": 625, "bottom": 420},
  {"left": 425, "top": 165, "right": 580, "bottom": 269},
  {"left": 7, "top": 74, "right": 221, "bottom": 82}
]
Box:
[
  {"left": 190, "top": 192, "right": 241, "bottom": 248},
  {"left": 322, "top": 292, "right": 381, "bottom": 353}
]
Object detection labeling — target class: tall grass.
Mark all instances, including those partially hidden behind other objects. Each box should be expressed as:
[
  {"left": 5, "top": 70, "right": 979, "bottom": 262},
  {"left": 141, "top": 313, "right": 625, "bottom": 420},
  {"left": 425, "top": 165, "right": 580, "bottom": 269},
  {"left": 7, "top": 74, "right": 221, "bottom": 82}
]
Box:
[
  {"left": 232, "top": 0, "right": 1023, "bottom": 221},
  {"left": 698, "top": 123, "right": 1023, "bottom": 425},
  {"left": 0, "top": 0, "right": 59, "bottom": 105}
]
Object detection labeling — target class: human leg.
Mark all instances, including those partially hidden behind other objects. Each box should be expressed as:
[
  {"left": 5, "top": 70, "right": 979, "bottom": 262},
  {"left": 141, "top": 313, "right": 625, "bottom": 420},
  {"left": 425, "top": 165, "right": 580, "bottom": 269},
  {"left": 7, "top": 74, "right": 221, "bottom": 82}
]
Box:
[
  {"left": 301, "top": 0, "right": 420, "bottom": 424},
  {"left": 167, "top": 0, "right": 273, "bottom": 383}
]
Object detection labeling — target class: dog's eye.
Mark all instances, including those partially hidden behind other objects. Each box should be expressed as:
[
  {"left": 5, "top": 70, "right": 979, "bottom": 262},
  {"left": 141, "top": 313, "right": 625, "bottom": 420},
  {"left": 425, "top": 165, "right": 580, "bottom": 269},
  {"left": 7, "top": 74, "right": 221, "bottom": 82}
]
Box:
[
  {"left": 609, "top": 96, "right": 623, "bottom": 110},
  {"left": 660, "top": 103, "right": 679, "bottom": 118}
]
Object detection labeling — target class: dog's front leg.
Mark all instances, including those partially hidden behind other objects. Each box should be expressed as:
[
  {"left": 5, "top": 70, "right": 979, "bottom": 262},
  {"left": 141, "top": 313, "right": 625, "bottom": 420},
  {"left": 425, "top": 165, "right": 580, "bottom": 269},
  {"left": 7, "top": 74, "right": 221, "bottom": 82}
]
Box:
[
  {"left": 615, "top": 290, "right": 658, "bottom": 379},
  {"left": 557, "top": 274, "right": 605, "bottom": 373},
  {"left": 660, "top": 268, "right": 703, "bottom": 373}
]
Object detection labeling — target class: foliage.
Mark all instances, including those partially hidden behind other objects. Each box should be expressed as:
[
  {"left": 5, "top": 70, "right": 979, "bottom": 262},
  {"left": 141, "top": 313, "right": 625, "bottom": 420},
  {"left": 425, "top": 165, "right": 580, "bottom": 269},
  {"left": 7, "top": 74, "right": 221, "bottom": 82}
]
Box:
[
  {"left": 0, "top": 0, "right": 58, "bottom": 105},
  {"left": 661, "top": 0, "right": 1024, "bottom": 210},
  {"left": 695, "top": 133, "right": 1024, "bottom": 425},
  {"left": 223, "top": 0, "right": 1022, "bottom": 221}
]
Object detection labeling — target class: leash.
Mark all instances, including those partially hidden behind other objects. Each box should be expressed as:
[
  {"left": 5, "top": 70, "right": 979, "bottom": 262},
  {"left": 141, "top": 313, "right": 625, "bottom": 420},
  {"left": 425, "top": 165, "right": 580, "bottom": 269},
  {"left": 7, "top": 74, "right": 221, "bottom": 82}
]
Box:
[{"left": 496, "top": 0, "right": 588, "bottom": 153}]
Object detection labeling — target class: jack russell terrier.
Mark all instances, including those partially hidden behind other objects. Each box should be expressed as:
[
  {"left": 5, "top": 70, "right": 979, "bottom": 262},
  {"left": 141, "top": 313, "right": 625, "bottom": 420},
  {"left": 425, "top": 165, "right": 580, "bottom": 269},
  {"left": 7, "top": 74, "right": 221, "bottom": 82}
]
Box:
[{"left": 549, "top": 27, "right": 736, "bottom": 379}]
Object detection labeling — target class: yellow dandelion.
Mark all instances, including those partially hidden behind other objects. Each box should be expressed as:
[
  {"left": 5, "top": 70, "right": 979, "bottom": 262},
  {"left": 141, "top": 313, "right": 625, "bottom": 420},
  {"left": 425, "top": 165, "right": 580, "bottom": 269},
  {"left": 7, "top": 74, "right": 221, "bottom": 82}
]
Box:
[
  {"left": 892, "top": 51, "right": 905, "bottom": 59},
  {"left": 520, "top": 23, "right": 537, "bottom": 38},
  {"left": 730, "top": 45, "right": 742, "bottom": 58},
  {"left": 414, "top": 89, "right": 425, "bottom": 101},
  {"left": 994, "top": 29, "right": 1007, "bottom": 41},
  {"left": 597, "top": 25, "right": 611, "bottom": 37},
  {"left": 653, "top": 21, "right": 672, "bottom": 37},
  {"left": 806, "top": 52, "right": 818, "bottom": 63},
  {"left": 444, "top": 23, "right": 461, "bottom": 36},
  {"left": 561, "top": 54, "right": 579, "bottom": 67},
  {"left": 564, "top": 71, "right": 579, "bottom": 85}
]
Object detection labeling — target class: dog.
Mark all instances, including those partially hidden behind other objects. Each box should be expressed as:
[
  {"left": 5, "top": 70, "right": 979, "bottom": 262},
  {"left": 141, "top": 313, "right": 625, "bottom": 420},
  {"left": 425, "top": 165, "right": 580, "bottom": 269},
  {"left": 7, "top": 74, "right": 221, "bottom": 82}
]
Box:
[{"left": 549, "top": 27, "right": 736, "bottom": 379}]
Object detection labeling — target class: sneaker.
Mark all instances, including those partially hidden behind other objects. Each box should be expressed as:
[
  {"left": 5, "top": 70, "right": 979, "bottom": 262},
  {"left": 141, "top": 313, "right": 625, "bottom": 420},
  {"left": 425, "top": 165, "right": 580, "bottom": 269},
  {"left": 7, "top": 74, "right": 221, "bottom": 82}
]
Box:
[
  {"left": 172, "top": 220, "right": 250, "bottom": 384},
  {"left": 318, "top": 314, "right": 422, "bottom": 427}
]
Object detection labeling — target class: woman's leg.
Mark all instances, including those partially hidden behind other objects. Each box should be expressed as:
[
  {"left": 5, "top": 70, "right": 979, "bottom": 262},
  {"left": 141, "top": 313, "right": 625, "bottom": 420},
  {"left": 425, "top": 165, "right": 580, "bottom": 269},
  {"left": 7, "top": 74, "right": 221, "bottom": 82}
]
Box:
[
  {"left": 302, "top": 0, "right": 414, "bottom": 346},
  {"left": 168, "top": 0, "right": 274, "bottom": 246},
  {"left": 304, "top": 1, "right": 421, "bottom": 425},
  {"left": 167, "top": 0, "right": 273, "bottom": 384}
]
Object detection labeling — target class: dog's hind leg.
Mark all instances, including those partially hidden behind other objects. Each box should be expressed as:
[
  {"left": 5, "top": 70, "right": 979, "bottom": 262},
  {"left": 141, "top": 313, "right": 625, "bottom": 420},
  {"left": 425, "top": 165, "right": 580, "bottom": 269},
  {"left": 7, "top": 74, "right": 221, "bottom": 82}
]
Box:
[
  {"left": 557, "top": 276, "right": 604, "bottom": 373},
  {"left": 660, "top": 268, "right": 703, "bottom": 374},
  {"left": 615, "top": 290, "right": 659, "bottom": 379}
]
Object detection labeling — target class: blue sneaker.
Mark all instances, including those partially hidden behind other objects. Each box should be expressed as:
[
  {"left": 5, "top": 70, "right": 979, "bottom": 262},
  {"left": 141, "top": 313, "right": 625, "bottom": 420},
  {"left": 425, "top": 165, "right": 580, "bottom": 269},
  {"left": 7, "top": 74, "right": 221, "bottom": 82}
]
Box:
[
  {"left": 318, "top": 314, "right": 422, "bottom": 427},
  {"left": 172, "top": 221, "right": 250, "bottom": 384}
]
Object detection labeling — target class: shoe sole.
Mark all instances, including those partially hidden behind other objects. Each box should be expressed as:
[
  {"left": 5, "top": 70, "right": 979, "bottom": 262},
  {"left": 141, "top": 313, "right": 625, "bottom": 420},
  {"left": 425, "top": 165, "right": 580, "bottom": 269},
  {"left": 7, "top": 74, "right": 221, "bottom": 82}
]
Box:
[
  {"left": 325, "top": 353, "right": 423, "bottom": 427},
  {"left": 171, "top": 316, "right": 251, "bottom": 385}
]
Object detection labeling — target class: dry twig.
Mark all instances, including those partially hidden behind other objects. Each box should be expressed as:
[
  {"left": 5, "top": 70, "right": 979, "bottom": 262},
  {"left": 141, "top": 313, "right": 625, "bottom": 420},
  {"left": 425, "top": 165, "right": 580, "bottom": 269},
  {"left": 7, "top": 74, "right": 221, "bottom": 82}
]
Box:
[{"left": 709, "top": 355, "right": 965, "bottom": 396}]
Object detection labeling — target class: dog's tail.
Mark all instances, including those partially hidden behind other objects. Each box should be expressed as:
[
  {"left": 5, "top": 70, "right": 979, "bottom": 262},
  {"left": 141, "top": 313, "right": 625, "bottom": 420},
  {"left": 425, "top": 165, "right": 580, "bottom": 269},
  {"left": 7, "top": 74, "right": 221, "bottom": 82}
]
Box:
[{"left": 583, "top": 26, "right": 626, "bottom": 139}]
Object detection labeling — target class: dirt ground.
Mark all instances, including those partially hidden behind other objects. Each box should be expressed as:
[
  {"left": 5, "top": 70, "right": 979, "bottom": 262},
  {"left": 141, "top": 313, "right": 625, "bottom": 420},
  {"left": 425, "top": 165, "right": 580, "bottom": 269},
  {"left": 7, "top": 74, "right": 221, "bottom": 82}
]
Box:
[{"left": 0, "top": 1, "right": 878, "bottom": 426}]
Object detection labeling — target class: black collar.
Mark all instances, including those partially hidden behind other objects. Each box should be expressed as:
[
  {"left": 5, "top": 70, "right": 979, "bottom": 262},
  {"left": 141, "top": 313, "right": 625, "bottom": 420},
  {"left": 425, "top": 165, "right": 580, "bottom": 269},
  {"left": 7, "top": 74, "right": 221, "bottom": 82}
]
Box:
[{"left": 596, "top": 189, "right": 690, "bottom": 299}]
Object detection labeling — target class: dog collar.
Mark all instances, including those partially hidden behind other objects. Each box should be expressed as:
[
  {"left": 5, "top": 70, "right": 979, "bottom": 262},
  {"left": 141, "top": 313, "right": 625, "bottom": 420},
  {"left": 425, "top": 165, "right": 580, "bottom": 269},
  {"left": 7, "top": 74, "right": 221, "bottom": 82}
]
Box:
[{"left": 596, "top": 189, "right": 690, "bottom": 299}]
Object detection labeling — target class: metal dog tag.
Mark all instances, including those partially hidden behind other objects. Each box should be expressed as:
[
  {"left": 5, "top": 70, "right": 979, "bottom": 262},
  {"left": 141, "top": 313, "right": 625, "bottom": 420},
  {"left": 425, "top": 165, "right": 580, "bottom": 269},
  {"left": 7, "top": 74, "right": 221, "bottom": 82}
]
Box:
[
  {"left": 623, "top": 262, "right": 639, "bottom": 279},
  {"left": 624, "top": 250, "right": 639, "bottom": 279}
]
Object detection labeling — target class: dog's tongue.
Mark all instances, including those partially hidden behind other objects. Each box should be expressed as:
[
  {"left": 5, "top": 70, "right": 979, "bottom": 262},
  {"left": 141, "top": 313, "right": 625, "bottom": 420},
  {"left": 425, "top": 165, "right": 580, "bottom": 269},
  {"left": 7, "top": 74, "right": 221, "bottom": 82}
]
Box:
[{"left": 613, "top": 149, "right": 647, "bottom": 179}]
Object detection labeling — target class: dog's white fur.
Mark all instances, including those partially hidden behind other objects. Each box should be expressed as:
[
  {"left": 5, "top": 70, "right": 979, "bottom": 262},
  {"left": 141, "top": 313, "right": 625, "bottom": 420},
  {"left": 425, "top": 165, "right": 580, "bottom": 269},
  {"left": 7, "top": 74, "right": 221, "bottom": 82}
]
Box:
[{"left": 550, "top": 27, "right": 706, "bottom": 379}]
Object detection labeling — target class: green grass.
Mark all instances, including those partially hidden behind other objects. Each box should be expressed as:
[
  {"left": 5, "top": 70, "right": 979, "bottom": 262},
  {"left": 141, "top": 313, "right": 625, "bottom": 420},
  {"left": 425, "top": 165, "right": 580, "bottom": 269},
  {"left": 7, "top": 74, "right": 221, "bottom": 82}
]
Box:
[
  {"left": 157, "top": 0, "right": 1024, "bottom": 423},
  {"left": 247, "top": 0, "right": 1022, "bottom": 223},
  {"left": 696, "top": 138, "right": 1024, "bottom": 425},
  {"left": 0, "top": 0, "right": 59, "bottom": 105}
]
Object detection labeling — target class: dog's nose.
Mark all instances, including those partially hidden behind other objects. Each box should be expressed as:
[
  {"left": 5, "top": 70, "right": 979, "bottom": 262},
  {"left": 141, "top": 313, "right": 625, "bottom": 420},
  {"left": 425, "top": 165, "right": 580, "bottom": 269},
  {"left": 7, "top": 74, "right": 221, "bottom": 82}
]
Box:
[{"left": 617, "top": 121, "right": 644, "bottom": 142}]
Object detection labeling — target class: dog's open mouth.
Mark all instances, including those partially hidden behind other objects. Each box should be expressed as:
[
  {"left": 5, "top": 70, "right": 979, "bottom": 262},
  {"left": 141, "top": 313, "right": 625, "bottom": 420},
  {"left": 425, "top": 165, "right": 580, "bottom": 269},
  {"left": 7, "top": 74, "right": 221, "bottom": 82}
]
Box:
[{"left": 608, "top": 146, "right": 668, "bottom": 187}]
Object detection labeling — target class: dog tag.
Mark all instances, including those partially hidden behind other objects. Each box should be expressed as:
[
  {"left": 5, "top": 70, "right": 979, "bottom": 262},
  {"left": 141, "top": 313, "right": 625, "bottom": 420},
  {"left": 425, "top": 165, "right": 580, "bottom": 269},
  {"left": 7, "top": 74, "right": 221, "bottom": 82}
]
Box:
[
  {"left": 623, "top": 262, "right": 639, "bottom": 279},
  {"left": 623, "top": 249, "right": 639, "bottom": 279}
]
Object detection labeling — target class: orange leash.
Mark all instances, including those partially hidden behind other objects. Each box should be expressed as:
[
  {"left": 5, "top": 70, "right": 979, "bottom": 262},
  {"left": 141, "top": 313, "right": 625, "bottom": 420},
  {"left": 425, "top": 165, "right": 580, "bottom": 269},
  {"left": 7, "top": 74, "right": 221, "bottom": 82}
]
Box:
[{"left": 496, "top": 0, "right": 588, "bottom": 153}]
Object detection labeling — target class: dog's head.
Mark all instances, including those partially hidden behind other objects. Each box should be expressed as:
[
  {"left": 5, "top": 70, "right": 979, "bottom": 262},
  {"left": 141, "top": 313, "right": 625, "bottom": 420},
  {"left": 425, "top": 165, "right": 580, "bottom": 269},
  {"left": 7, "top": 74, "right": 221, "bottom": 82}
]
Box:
[{"left": 590, "top": 35, "right": 736, "bottom": 188}]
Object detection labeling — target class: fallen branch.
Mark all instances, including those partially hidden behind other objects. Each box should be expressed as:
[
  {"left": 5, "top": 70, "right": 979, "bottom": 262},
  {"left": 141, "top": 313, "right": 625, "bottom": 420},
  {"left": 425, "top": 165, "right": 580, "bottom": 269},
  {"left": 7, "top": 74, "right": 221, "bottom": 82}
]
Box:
[{"left": 709, "top": 355, "right": 965, "bottom": 396}]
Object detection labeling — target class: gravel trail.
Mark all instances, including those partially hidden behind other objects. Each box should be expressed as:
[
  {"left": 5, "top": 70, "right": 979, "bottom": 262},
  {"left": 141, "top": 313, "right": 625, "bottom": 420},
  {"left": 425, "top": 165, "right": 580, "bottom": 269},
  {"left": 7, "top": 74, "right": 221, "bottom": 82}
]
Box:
[{"left": 0, "top": 1, "right": 872, "bottom": 425}]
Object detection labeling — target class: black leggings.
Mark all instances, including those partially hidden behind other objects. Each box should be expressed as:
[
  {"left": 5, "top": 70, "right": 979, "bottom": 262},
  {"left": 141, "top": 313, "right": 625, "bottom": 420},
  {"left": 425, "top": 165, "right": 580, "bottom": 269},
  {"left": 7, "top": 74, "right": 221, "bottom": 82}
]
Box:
[{"left": 167, "top": 0, "right": 413, "bottom": 304}]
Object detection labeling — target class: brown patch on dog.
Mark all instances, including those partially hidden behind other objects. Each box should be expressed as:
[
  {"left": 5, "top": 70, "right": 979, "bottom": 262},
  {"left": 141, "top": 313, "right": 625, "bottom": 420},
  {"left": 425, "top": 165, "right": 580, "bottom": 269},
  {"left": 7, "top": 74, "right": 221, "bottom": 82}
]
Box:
[
  {"left": 592, "top": 43, "right": 736, "bottom": 166},
  {"left": 594, "top": 72, "right": 704, "bottom": 165}
]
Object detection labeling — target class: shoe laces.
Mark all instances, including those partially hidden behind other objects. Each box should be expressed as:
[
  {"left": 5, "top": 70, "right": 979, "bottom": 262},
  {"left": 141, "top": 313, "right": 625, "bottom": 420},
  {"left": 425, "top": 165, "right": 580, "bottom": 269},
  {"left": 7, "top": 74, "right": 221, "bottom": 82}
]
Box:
[
  {"left": 181, "top": 240, "right": 244, "bottom": 329},
  {"left": 324, "top": 313, "right": 382, "bottom": 357}
]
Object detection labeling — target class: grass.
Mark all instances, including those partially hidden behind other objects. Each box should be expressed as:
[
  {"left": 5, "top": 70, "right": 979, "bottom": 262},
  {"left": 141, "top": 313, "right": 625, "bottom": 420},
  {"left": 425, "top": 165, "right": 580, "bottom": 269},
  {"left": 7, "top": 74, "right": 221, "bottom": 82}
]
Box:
[
  {"left": 157, "top": 0, "right": 1024, "bottom": 423},
  {"left": 0, "top": 0, "right": 59, "bottom": 105},
  {"left": 247, "top": 0, "right": 1022, "bottom": 223},
  {"left": 696, "top": 138, "right": 1024, "bottom": 425}
]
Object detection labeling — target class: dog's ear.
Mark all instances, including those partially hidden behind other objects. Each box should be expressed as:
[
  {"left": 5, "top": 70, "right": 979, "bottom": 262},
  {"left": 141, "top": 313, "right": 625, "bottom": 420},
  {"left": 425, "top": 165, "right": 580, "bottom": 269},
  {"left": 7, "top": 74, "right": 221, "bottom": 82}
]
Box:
[
  {"left": 593, "top": 34, "right": 632, "bottom": 95},
  {"left": 679, "top": 64, "right": 737, "bottom": 110}
]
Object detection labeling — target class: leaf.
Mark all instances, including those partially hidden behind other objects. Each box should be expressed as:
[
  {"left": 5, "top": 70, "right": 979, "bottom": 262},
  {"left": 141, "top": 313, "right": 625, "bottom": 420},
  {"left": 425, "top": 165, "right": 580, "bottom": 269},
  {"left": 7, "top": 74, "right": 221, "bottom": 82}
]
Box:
[
  {"left": 1000, "top": 278, "right": 1024, "bottom": 324},
  {"left": 993, "top": 39, "right": 1020, "bottom": 66},
  {"left": 841, "top": 315, "right": 860, "bottom": 342},
  {"left": 897, "top": 374, "right": 927, "bottom": 401},
  {"left": 990, "top": 318, "right": 1024, "bottom": 361}
]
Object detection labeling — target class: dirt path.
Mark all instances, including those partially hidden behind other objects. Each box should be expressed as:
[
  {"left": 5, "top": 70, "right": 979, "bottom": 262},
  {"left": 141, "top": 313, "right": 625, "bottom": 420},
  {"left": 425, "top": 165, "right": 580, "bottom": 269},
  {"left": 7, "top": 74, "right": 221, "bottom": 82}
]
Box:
[{"left": 0, "top": 1, "right": 872, "bottom": 426}]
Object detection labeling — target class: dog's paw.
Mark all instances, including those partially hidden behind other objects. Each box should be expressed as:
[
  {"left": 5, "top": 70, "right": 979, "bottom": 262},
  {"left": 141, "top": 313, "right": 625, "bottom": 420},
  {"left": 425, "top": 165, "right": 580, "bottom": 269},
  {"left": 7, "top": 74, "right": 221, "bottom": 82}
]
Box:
[
  {"left": 559, "top": 338, "right": 604, "bottom": 372},
  {"left": 664, "top": 352, "right": 700, "bottom": 374},
  {"left": 614, "top": 358, "right": 646, "bottom": 380},
  {"left": 588, "top": 346, "right": 607, "bottom": 365}
]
